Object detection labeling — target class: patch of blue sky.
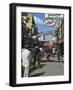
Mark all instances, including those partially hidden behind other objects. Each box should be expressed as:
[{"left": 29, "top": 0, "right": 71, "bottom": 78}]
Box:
[
  {"left": 36, "top": 24, "right": 57, "bottom": 33},
  {"left": 32, "top": 13, "right": 57, "bottom": 33},
  {"left": 32, "top": 13, "right": 57, "bottom": 40},
  {"left": 45, "top": 35, "right": 56, "bottom": 41},
  {"left": 45, "top": 35, "right": 53, "bottom": 40},
  {"left": 32, "top": 13, "right": 45, "bottom": 20},
  {"left": 39, "top": 35, "right": 56, "bottom": 41}
]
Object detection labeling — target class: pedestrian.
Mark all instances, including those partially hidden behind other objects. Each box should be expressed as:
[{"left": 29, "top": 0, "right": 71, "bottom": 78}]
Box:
[
  {"left": 29, "top": 43, "right": 37, "bottom": 69},
  {"left": 35, "top": 46, "right": 41, "bottom": 67},
  {"left": 52, "top": 47, "right": 55, "bottom": 57},
  {"left": 56, "top": 47, "right": 61, "bottom": 61},
  {"left": 21, "top": 45, "right": 31, "bottom": 77},
  {"left": 46, "top": 47, "right": 50, "bottom": 60}
]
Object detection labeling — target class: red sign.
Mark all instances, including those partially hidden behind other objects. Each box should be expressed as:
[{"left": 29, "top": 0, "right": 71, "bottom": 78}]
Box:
[
  {"left": 44, "top": 18, "right": 56, "bottom": 26},
  {"left": 41, "top": 41, "right": 54, "bottom": 46}
]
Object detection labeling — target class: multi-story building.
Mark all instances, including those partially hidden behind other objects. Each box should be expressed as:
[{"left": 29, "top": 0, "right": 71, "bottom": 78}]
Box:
[{"left": 21, "top": 13, "right": 38, "bottom": 48}]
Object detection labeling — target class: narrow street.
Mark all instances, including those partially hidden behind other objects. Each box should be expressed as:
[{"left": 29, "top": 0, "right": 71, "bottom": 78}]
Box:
[
  {"left": 30, "top": 58, "right": 64, "bottom": 77},
  {"left": 21, "top": 12, "right": 64, "bottom": 78}
]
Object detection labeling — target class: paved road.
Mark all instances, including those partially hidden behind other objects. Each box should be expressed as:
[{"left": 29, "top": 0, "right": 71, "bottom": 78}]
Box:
[{"left": 30, "top": 61, "right": 64, "bottom": 77}]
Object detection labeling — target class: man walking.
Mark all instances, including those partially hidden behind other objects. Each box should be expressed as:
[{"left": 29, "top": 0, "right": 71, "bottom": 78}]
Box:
[{"left": 21, "top": 45, "right": 31, "bottom": 77}]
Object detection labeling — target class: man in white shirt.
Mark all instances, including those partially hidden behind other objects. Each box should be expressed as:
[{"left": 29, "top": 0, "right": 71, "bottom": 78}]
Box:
[
  {"left": 52, "top": 47, "right": 55, "bottom": 57},
  {"left": 21, "top": 47, "right": 31, "bottom": 77}
]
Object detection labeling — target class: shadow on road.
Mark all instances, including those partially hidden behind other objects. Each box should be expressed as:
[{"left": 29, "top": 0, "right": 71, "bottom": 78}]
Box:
[
  {"left": 30, "top": 63, "right": 46, "bottom": 73},
  {"left": 30, "top": 72, "right": 45, "bottom": 77},
  {"left": 41, "top": 60, "right": 64, "bottom": 63},
  {"left": 38, "top": 63, "right": 46, "bottom": 68}
]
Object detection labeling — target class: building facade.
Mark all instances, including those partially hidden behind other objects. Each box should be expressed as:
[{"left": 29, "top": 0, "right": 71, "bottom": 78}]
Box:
[{"left": 21, "top": 13, "right": 38, "bottom": 48}]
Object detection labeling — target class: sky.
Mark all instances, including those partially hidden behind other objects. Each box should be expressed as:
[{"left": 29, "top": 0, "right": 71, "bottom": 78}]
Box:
[
  {"left": 32, "top": 13, "right": 57, "bottom": 33},
  {"left": 32, "top": 13, "right": 57, "bottom": 41}
]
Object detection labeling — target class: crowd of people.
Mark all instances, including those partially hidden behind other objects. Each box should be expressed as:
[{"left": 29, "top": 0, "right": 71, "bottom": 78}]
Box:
[
  {"left": 21, "top": 43, "right": 42, "bottom": 77},
  {"left": 21, "top": 42, "right": 64, "bottom": 77},
  {"left": 45, "top": 45, "right": 64, "bottom": 61}
]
